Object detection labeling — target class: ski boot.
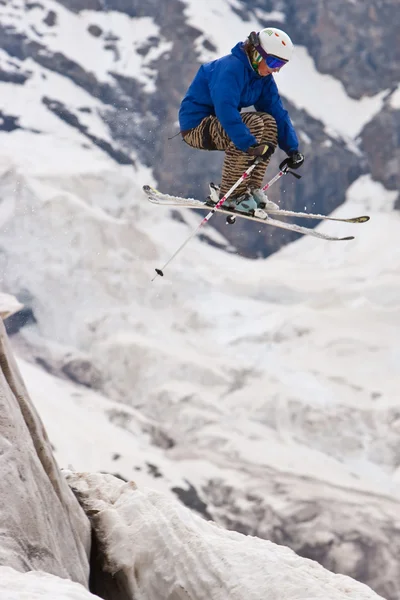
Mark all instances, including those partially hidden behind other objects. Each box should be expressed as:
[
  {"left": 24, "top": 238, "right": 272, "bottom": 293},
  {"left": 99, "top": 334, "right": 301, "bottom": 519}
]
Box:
[
  {"left": 222, "top": 191, "right": 260, "bottom": 224},
  {"left": 231, "top": 191, "right": 258, "bottom": 214},
  {"left": 206, "top": 184, "right": 261, "bottom": 223},
  {"left": 251, "top": 189, "right": 279, "bottom": 212},
  {"left": 206, "top": 182, "right": 221, "bottom": 206},
  {"left": 207, "top": 183, "right": 237, "bottom": 224}
]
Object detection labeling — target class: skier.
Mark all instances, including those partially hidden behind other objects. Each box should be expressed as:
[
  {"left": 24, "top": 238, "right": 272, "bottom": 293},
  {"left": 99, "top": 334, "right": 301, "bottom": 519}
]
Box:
[{"left": 179, "top": 28, "right": 304, "bottom": 214}]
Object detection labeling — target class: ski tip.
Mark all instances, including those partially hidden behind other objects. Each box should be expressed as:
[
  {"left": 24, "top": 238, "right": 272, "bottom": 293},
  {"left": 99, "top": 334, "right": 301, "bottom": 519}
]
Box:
[
  {"left": 341, "top": 236, "right": 355, "bottom": 241},
  {"left": 347, "top": 215, "right": 370, "bottom": 223}
]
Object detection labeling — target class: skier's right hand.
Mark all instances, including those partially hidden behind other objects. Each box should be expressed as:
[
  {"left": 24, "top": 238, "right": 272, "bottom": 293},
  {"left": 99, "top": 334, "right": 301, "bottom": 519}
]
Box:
[
  {"left": 287, "top": 151, "right": 304, "bottom": 169},
  {"left": 247, "top": 143, "right": 275, "bottom": 160}
]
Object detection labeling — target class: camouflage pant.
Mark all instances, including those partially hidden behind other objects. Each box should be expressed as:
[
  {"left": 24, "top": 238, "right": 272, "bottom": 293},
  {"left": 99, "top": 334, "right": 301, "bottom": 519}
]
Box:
[{"left": 182, "top": 112, "right": 278, "bottom": 197}]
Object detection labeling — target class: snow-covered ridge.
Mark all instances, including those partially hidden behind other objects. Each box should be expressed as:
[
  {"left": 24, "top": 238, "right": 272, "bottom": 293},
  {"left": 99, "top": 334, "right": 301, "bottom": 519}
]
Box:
[{"left": 65, "top": 470, "right": 386, "bottom": 600}]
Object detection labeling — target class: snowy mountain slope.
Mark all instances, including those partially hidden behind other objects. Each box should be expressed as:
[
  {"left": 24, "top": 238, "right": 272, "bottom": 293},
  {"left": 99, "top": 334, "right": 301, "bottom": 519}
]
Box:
[
  {"left": 1, "top": 130, "right": 400, "bottom": 597},
  {"left": 0, "top": 310, "right": 389, "bottom": 600},
  {"left": 17, "top": 355, "right": 191, "bottom": 497},
  {"left": 0, "top": 0, "right": 399, "bottom": 597},
  {"left": 0, "top": 0, "right": 397, "bottom": 255}
]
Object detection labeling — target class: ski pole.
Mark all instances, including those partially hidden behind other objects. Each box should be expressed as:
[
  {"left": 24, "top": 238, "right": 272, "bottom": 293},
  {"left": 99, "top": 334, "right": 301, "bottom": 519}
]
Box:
[
  {"left": 152, "top": 157, "right": 263, "bottom": 280},
  {"left": 261, "top": 158, "right": 301, "bottom": 193}
]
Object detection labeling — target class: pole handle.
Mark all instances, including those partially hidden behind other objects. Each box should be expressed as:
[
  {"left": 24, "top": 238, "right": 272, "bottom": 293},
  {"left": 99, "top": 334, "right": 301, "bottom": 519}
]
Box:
[{"left": 279, "top": 157, "right": 302, "bottom": 180}]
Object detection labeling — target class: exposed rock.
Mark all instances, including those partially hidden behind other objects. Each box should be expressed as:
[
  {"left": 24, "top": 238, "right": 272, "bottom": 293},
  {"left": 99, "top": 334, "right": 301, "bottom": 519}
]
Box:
[
  {"left": 4, "top": 306, "right": 36, "bottom": 335},
  {"left": 0, "top": 69, "right": 29, "bottom": 84},
  {"left": 283, "top": 0, "right": 400, "bottom": 99},
  {"left": 61, "top": 354, "right": 102, "bottom": 388},
  {"left": 42, "top": 96, "right": 134, "bottom": 165},
  {"left": 0, "top": 305, "right": 90, "bottom": 584},
  {"left": 361, "top": 104, "right": 400, "bottom": 195},
  {"left": 43, "top": 9, "right": 57, "bottom": 26},
  {"left": 171, "top": 480, "right": 213, "bottom": 520},
  {"left": 87, "top": 24, "right": 103, "bottom": 38}
]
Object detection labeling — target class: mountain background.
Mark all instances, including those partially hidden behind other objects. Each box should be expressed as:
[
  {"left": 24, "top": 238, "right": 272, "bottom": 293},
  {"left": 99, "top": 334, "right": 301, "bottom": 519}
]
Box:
[
  {"left": 0, "top": 1, "right": 399, "bottom": 599},
  {"left": 0, "top": 0, "right": 398, "bottom": 256}
]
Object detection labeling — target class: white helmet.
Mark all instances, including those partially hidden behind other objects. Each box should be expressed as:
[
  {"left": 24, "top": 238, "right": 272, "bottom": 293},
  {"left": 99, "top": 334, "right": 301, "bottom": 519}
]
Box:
[{"left": 258, "top": 27, "right": 294, "bottom": 62}]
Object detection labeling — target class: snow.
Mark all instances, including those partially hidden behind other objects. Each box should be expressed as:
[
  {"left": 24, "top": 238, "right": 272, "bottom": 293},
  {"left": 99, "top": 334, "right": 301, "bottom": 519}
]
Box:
[
  {"left": 254, "top": 9, "right": 286, "bottom": 23},
  {"left": 2, "top": 151, "right": 399, "bottom": 505},
  {"left": 1, "top": 0, "right": 389, "bottom": 148},
  {"left": 181, "top": 0, "right": 264, "bottom": 62},
  {"left": 344, "top": 174, "right": 398, "bottom": 212},
  {"left": 389, "top": 84, "right": 400, "bottom": 110},
  {"left": 64, "top": 471, "right": 386, "bottom": 600},
  {"left": 276, "top": 46, "right": 389, "bottom": 140},
  {"left": 0, "top": 60, "right": 114, "bottom": 144},
  {"left": 17, "top": 356, "right": 190, "bottom": 498},
  {"left": 0, "top": 1, "right": 171, "bottom": 93},
  {"left": 0, "top": 568, "right": 97, "bottom": 600},
  {"left": 79, "top": 9, "right": 172, "bottom": 92},
  {"left": 0, "top": 292, "right": 23, "bottom": 319},
  {"left": 181, "top": 0, "right": 388, "bottom": 141}
]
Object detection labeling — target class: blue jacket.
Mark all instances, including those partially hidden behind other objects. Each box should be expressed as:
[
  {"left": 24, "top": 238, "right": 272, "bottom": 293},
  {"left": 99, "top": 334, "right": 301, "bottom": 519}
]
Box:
[{"left": 179, "top": 42, "right": 298, "bottom": 154}]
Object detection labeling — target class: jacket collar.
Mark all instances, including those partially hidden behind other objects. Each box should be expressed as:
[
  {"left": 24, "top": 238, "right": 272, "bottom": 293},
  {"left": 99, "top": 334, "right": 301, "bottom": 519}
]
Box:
[{"left": 231, "top": 41, "right": 261, "bottom": 78}]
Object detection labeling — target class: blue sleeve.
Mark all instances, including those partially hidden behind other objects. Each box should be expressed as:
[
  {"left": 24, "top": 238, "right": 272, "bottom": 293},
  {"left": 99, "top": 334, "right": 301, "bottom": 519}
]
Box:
[
  {"left": 255, "top": 77, "right": 299, "bottom": 155},
  {"left": 209, "top": 63, "right": 257, "bottom": 152}
]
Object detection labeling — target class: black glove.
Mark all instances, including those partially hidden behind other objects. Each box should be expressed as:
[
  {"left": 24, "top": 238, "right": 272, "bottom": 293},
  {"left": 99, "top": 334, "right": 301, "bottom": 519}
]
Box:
[
  {"left": 247, "top": 142, "right": 275, "bottom": 160},
  {"left": 287, "top": 151, "right": 304, "bottom": 169}
]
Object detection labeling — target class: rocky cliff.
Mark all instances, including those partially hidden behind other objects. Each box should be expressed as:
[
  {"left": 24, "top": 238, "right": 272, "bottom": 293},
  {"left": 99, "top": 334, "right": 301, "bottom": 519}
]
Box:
[{"left": 0, "top": 294, "right": 90, "bottom": 584}]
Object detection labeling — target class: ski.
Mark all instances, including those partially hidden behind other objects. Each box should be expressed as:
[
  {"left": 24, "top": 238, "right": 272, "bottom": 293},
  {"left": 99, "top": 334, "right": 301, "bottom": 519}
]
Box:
[
  {"left": 143, "top": 185, "right": 357, "bottom": 242},
  {"left": 143, "top": 186, "right": 369, "bottom": 225},
  {"left": 253, "top": 207, "right": 369, "bottom": 224}
]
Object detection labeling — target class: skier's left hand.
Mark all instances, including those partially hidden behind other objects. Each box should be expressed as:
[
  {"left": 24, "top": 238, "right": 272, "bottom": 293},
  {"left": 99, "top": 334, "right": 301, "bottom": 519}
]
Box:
[
  {"left": 247, "top": 143, "right": 275, "bottom": 160},
  {"left": 287, "top": 150, "right": 304, "bottom": 169}
]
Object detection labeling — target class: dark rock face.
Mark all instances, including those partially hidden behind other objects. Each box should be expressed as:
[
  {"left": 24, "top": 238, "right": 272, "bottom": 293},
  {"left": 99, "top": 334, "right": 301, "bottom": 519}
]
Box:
[
  {"left": 361, "top": 103, "right": 400, "bottom": 195},
  {"left": 4, "top": 306, "right": 37, "bottom": 335},
  {"left": 281, "top": 0, "right": 400, "bottom": 99},
  {"left": 61, "top": 355, "right": 102, "bottom": 388},
  {"left": 42, "top": 96, "right": 134, "bottom": 164}
]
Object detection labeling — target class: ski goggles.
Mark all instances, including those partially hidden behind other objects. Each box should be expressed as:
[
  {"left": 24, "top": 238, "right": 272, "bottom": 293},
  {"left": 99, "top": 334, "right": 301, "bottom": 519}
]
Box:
[{"left": 254, "top": 44, "right": 288, "bottom": 69}]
